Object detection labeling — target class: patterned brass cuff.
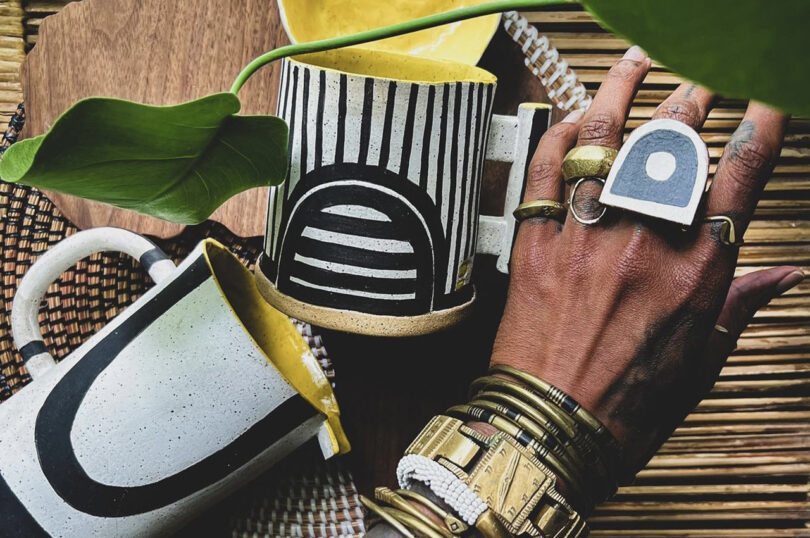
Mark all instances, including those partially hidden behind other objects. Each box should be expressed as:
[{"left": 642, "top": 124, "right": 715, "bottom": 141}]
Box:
[
  {"left": 562, "top": 145, "right": 618, "bottom": 183},
  {"left": 405, "top": 415, "right": 588, "bottom": 538}
]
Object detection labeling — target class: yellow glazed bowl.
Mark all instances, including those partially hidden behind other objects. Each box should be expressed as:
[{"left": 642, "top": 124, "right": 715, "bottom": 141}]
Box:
[{"left": 277, "top": 0, "right": 501, "bottom": 65}]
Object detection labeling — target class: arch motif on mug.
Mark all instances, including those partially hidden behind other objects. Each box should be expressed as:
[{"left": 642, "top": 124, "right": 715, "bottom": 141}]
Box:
[{"left": 276, "top": 164, "right": 451, "bottom": 316}]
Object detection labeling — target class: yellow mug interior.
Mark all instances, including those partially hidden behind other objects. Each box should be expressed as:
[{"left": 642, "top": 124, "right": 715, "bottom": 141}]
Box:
[
  {"left": 203, "top": 240, "right": 350, "bottom": 456},
  {"left": 278, "top": 0, "right": 500, "bottom": 65},
  {"left": 291, "top": 47, "right": 497, "bottom": 85}
]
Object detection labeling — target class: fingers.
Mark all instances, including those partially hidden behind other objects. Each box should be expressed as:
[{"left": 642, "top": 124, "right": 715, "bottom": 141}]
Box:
[
  {"left": 703, "top": 102, "right": 789, "bottom": 230},
  {"left": 577, "top": 46, "right": 651, "bottom": 150},
  {"left": 651, "top": 83, "right": 715, "bottom": 130},
  {"left": 522, "top": 110, "right": 583, "bottom": 204},
  {"left": 564, "top": 47, "right": 650, "bottom": 228},
  {"left": 702, "top": 267, "right": 804, "bottom": 372}
]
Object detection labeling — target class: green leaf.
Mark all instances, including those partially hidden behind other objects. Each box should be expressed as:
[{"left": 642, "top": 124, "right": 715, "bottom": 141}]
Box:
[
  {"left": 0, "top": 93, "right": 288, "bottom": 224},
  {"left": 582, "top": 0, "right": 810, "bottom": 117}
]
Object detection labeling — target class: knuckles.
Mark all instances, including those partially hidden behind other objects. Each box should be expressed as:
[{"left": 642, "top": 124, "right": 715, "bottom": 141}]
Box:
[
  {"left": 578, "top": 112, "right": 623, "bottom": 146},
  {"left": 721, "top": 139, "right": 776, "bottom": 193},
  {"left": 656, "top": 100, "right": 702, "bottom": 127},
  {"left": 527, "top": 157, "right": 561, "bottom": 187}
]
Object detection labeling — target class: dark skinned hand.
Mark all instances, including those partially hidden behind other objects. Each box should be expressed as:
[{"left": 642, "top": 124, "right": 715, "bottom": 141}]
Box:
[
  {"left": 367, "top": 47, "right": 801, "bottom": 537},
  {"left": 490, "top": 46, "right": 802, "bottom": 476}
]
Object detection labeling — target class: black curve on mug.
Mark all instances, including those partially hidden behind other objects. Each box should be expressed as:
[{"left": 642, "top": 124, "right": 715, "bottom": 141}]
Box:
[
  {"left": 33, "top": 256, "right": 317, "bottom": 517},
  {"left": 276, "top": 163, "right": 451, "bottom": 315}
]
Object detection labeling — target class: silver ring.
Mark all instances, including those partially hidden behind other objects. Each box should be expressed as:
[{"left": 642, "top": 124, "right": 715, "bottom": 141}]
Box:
[{"left": 568, "top": 177, "right": 607, "bottom": 225}]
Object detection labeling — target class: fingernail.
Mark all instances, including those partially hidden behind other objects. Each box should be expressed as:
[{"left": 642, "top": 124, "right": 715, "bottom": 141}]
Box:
[
  {"left": 623, "top": 45, "right": 646, "bottom": 62},
  {"left": 776, "top": 270, "right": 805, "bottom": 294},
  {"left": 562, "top": 110, "right": 584, "bottom": 123}
]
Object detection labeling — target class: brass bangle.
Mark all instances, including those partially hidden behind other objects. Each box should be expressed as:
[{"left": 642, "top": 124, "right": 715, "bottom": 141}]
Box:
[
  {"left": 472, "top": 376, "right": 619, "bottom": 494},
  {"left": 490, "top": 365, "right": 621, "bottom": 464},
  {"left": 447, "top": 404, "right": 593, "bottom": 509},
  {"left": 470, "top": 376, "right": 579, "bottom": 439},
  {"left": 375, "top": 487, "right": 455, "bottom": 538},
  {"left": 468, "top": 397, "right": 615, "bottom": 501},
  {"left": 468, "top": 398, "right": 571, "bottom": 459},
  {"left": 475, "top": 509, "right": 513, "bottom": 538},
  {"left": 513, "top": 199, "right": 567, "bottom": 224},
  {"left": 395, "top": 489, "right": 469, "bottom": 535},
  {"left": 382, "top": 507, "right": 448, "bottom": 538},
  {"left": 473, "top": 390, "right": 611, "bottom": 482},
  {"left": 404, "top": 415, "right": 589, "bottom": 536},
  {"left": 360, "top": 495, "right": 415, "bottom": 538},
  {"left": 562, "top": 145, "right": 618, "bottom": 183}
]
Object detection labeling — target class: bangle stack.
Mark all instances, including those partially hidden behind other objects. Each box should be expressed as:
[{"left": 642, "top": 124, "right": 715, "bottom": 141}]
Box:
[
  {"left": 464, "top": 365, "right": 623, "bottom": 510},
  {"left": 374, "top": 365, "right": 626, "bottom": 537},
  {"left": 366, "top": 365, "right": 617, "bottom": 537}
]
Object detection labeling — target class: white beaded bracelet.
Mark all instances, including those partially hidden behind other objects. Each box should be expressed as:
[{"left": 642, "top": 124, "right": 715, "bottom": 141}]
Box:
[{"left": 396, "top": 454, "right": 488, "bottom": 526}]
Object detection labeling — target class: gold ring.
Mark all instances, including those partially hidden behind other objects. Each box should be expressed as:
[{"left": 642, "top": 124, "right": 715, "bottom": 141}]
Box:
[
  {"left": 704, "top": 216, "right": 744, "bottom": 246},
  {"left": 513, "top": 199, "right": 567, "bottom": 223},
  {"left": 562, "top": 145, "right": 618, "bottom": 183},
  {"left": 714, "top": 324, "right": 730, "bottom": 334},
  {"left": 569, "top": 177, "right": 607, "bottom": 225}
]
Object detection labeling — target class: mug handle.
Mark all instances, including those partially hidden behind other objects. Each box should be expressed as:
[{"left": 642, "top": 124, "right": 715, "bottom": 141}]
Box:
[
  {"left": 477, "top": 103, "right": 551, "bottom": 273},
  {"left": 11, "top": 227, "right": 176, "bottom": 380}
]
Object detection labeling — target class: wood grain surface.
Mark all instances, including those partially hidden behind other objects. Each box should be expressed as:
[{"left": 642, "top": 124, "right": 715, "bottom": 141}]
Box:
[{"left": 21, "top": 0, "right": 289, "bottom": 238}]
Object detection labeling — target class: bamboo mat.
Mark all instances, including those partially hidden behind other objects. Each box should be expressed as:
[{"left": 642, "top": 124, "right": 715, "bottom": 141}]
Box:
[
  {"left": 520, "top": 6, "right": 810, "bottom": 537},
  {"left": 4, "top": 1, "right": 810, "bottom": 537}
]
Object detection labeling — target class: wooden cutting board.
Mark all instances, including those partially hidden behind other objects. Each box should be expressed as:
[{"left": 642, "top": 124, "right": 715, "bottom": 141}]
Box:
[{"left": 21, "top": 0, "right": 289, "bottom": 238}]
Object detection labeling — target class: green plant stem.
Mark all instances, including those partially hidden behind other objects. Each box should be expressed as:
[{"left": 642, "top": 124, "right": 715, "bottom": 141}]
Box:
[{"left": 230, "top": 0, "right": 569, "bottom": 94}]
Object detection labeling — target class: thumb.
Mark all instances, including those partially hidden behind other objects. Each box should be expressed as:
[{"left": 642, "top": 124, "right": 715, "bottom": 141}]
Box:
[{"left": 703, "top": 266, "right": 804, "bottom": 372}]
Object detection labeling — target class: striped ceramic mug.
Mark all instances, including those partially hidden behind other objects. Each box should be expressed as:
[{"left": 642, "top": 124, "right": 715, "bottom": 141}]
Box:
[
  {"left": 2, "top": 227, "right": 348, "bottom": 537},
  {"left": 256, "top": 47, "right": 550, "bottom": 336}
]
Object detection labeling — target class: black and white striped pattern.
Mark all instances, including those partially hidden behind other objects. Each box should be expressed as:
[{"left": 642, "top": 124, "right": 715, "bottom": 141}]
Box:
[{"left": 263, "top": 57, "right": 496, "bottom": 316}]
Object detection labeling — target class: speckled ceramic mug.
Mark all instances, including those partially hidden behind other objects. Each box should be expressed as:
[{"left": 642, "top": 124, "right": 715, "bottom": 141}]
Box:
[
  {"left": 1, "top": 227, "right": 348, "bottom": 538},
  {"left": 256, "top": 47, "right": 550, "bottom": 336}
]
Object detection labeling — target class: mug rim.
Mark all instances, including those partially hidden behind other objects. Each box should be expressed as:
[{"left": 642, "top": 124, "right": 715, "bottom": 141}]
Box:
[
  {"left": 200, "top": 239, "right": 350, "bottom": 455},
  {"left": 288, "top": 46, "right": 498, "bottom": 85}
]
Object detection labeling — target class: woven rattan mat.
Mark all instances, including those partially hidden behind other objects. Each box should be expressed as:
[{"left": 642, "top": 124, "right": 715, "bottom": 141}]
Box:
[{"left": 3, "top": 2, "right": 810, "bottom": 537}]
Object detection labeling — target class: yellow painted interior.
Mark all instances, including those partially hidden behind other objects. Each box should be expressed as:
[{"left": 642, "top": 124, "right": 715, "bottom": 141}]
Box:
[
  {"left": 293, "top": 47, "right": 496, "bottom": 85},
  {"left": 203, "top": 240, "right": 350, "bottom": 455},
  {"left": 278, "top": 0, "right": 499, "bottom": 65}
]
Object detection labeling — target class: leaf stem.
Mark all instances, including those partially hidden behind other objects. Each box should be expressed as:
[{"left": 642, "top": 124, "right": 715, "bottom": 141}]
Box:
[{"left": 229, "top": 0, "right": 570, "bottom": 94}]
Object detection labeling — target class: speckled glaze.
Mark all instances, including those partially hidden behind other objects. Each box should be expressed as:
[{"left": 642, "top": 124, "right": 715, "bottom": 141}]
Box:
[
  {"left": 258, "top": 47, "right": 551, "bottom": 336},
  {"left": 2, "top": 228, "right": 347, "bottom": 537}
]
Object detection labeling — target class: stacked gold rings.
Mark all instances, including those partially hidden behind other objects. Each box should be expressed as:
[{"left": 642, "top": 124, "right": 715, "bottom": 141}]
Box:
[
  {"left": 514, "top": 145, "right": 617, "bottom": 227},
  {"left": 563, "top": 145, "right": 616, "bottom": 226}
]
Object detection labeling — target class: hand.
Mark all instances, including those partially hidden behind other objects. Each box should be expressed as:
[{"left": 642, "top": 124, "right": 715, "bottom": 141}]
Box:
[{"left": 490, "top": 46, "right": 802, "bottom": 476}]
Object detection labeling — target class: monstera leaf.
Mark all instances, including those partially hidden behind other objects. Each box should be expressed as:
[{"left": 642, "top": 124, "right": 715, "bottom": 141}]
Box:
[
  {"left": 0, "top": 93, "right": 288, "bottom": 224},
  {"left": 583, "top": 0, "right": 810, "bottom": 117}
]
